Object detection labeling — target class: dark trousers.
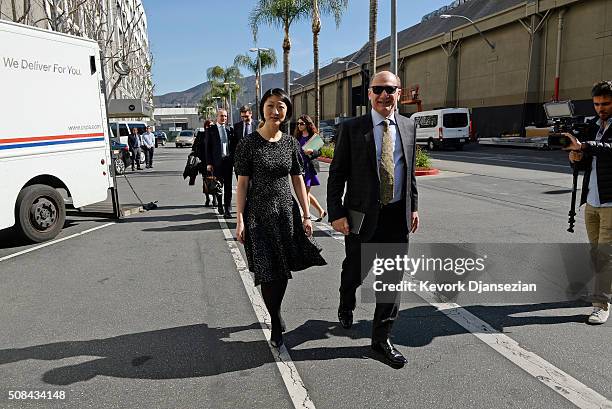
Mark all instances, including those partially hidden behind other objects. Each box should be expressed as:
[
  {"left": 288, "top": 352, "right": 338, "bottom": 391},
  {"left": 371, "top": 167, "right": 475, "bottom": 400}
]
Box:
[
  {"left": 130, "top": 147, "right": 141, "bottom": 169},
  {"left": 340, "top": 200, "right": 409, "bottom": 342},
  {"left": 216, "top": 157, "right": 233, "bottom": 208},
  {"left": 143, "top": 146, "right": 154, "bottom": 167}
]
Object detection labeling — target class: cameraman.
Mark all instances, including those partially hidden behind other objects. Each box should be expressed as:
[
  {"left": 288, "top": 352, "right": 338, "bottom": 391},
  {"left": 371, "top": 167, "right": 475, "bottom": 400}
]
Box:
[{"left": 566, "top": 80, "right": 612, "bottom": 324}]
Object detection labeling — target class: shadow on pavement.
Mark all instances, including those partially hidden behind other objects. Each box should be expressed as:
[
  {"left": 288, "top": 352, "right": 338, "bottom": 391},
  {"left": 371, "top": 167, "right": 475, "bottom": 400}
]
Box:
[
  {"left": 142, "top": 220, "right": 236, "bottom": 232},
  {"left": 0, "top": 301, "right": 591, "bottom": 384},
  {"left": 429, "top": 144, "right": 571, "bottom": 174}
]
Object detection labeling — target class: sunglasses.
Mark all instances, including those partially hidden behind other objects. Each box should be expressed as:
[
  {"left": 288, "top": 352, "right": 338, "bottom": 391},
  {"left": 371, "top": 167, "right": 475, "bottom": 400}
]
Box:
[
  {"left": 371, "top": 85, "right": 399, "bottom": 95},
  {"left": 297, "top": 122, "right": 306, "bottom": 125}
]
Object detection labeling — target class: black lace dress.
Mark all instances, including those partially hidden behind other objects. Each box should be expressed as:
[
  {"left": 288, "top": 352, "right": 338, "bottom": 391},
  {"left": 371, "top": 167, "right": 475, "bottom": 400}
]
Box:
[{"left": 234, "top": 132, "right": 326, "bottom": 285}]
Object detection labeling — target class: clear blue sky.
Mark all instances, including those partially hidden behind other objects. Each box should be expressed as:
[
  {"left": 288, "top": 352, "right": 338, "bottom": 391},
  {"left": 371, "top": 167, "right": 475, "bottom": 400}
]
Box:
[{"left": 144, "top": 0, "right": 452, "bottom": 95}]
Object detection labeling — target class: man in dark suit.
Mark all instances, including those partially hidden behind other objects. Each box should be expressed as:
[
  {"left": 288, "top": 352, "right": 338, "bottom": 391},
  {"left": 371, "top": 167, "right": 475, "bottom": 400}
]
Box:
[
  {"left": 206, "top": 109, "right": 238, "bottom": 217},
  {"left": 233, "top": 105, "right": 259, "bottom": 146},
  {"left": 327, "top": 70, "right": 419, "bottom": 367},
  {"left": 127, "top": 127, "right": 142, "bottom": 171}
]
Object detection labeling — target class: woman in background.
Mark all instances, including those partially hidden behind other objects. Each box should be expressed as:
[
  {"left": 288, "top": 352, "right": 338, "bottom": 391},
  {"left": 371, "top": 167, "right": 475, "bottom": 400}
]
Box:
[
  {"left": 293, "top": 115, "right": 326, "bottom": 222},
  {"left": 193, "top": 120, "right": 215, "bottom": 206}
]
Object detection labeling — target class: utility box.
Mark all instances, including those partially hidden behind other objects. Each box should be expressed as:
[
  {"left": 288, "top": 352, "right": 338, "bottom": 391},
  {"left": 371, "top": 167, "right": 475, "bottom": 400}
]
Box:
[{"left": 108, "top": 98, "right": 153, "bottom": 118}]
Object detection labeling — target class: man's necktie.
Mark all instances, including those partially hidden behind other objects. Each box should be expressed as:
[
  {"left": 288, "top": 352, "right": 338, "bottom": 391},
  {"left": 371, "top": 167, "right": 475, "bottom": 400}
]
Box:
[
  {"left": 220, "top": 126, "right": 228, "bottom": 157},
  {"left": 245, "top": 122, "right": 250, "bottom": 137},
  {"left": 379, "top": 119, "right": 394, "bottom": 205}
]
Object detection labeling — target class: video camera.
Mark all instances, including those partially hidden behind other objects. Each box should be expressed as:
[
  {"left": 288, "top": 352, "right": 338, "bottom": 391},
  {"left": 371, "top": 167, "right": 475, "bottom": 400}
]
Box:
[{"left": 545, "top": 100, "right": 589, "bottom": 148}]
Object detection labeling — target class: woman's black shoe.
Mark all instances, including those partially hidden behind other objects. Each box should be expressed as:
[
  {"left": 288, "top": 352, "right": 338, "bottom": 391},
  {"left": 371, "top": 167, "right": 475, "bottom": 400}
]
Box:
[{"left": 279, "top": 311, "right": 286, "bottom": 332}]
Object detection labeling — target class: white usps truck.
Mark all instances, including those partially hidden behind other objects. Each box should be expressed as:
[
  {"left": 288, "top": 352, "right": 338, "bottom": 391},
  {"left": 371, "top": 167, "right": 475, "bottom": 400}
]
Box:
[{"left": 0, "top": 20, "right": 113, "bottom": 242}]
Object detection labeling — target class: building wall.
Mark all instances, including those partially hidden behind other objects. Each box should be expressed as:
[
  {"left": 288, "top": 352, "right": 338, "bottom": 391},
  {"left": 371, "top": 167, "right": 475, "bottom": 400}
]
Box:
[
  {"left": 400, "top": 47, "right": 448, "bottom": 114},
  {"left": 293, "top": 0, "right": 611, "bottom": 137},
  {"left": 1, "top": 0, "right": 153, "bottom": 106}
]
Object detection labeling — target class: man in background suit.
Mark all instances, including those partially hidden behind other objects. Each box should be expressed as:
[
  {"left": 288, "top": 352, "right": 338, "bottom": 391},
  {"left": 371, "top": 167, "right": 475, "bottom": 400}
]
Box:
[
  {"left": 206, "top": 108, "right": 237, "bottom": 217},
  {"left": 327, "top": 71, "right": 419, "bottom": 367},
  {"left": 233, "top": 105, "right": 259, "bottom": 146}
]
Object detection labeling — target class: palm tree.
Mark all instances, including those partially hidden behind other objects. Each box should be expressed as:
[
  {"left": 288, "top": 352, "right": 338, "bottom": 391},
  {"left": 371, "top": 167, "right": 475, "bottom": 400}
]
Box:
[
  {"left": 311, "top": 0, "right": 348, "bottom": 129},
  {"left": 205, "top": 65, "right": 242, "bottom": 114},
  {"left": 250, "top": 0, "right": 310, "bottom": 94},
  {"left": 369, "top": 0, "right": 378, "bottom": 78},
  {"left": 234, "top": 49, "right": 278, "bottom": 118}
]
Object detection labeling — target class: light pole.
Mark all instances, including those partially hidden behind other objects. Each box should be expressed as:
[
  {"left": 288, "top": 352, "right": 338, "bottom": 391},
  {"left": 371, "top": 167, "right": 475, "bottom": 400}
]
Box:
[
  {"left": 440, "top": 14, "right": 495, "bottom": 51},
  {"left": 223, "top": 81, "right": 237, "bottom": 124},
  {"left": 249, "top": 47, "right": 270, "bottom": 121},
  {"left": 337, "top": 60, "right": 361, "bottom": 71}
]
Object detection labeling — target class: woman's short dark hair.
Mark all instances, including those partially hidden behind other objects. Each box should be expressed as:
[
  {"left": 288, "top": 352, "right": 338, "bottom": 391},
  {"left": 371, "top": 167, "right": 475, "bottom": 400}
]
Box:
[
  {"left": 259, "top": 88, "right": 293, "bottom": 124},
  {"left": 592, "top": 81, "right": 612, "bottom": 98}
]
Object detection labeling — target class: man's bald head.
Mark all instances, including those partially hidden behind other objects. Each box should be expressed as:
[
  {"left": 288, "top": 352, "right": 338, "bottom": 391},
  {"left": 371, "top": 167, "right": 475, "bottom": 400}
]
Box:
[
  {"left": 369, "top": 71, "right": 401, "bottom": 88},
  {"left": 368, "top": 70, "right": 402, "bottom": 117}
]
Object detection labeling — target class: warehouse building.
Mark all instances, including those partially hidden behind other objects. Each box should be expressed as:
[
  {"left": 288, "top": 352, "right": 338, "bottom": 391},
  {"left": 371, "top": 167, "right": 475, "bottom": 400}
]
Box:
[{"left": 291, "top": 0, "right": 612, "bottom": 138}]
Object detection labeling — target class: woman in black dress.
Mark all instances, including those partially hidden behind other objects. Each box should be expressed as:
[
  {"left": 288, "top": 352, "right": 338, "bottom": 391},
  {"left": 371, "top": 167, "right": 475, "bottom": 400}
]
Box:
[{"left": 234, "top": 89, "right": 326, "bottom": 347}]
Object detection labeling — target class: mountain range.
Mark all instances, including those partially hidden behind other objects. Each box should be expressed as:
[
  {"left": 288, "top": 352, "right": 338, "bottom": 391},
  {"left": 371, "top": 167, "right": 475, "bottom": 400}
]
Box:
[{"left": 154, "top": 70, "right": 301, "bottom": 107}]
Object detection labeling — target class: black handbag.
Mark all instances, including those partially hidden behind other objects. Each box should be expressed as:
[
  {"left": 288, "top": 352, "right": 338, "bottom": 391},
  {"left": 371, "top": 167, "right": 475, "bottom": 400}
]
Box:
[{"left": 203, "top": 171, "right": 223, "bottom": 195}]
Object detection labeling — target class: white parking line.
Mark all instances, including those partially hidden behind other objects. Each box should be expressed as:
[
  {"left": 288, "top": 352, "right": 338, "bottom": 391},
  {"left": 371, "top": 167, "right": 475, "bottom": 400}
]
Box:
[
  {"left": 217, "top": 215, "right": 316, "bottom": 409},
  {"left": 315, "top": 222, "right": 612, "bottom": 409},
  {"left": 0, "top": 222, "right": 115, "bottom": 263}
]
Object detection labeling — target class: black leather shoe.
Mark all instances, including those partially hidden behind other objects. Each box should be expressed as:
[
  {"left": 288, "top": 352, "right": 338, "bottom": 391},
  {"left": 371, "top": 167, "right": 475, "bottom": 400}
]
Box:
[
  {"left": 270, "top": 327, "right": 283, "bottom": 348},
  {"left": 338, "top": 308, "right": 353, "bottom": 329},
  {"left": 217, "top": 204, "right": 224, "bottom": 215},
  {"left": 224, "top": 207, "right": 231, "bottom": 218},
  {"left": 205, "top": 199, "right": 210, "bottom": 207},
  {"left": 371, "top": 339, "right": 407, "bottom": 367}
]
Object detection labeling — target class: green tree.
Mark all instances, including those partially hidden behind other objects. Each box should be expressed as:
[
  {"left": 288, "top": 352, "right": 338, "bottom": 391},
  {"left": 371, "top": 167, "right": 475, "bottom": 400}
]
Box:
[
  {"left": 233, "top": 49, "right": 278, "bottom": 118},
  {"left": 310, "top": 0, "right": 348, "bottom": 129},
  {"left": 250, "top": 0, "right": 310, "bottom": 93},
  {"left": 205, "top": 65, "right": 242, "bottom": 115},
  {"left": 197, "top": 94, "right": 218, "bottom": 121}
]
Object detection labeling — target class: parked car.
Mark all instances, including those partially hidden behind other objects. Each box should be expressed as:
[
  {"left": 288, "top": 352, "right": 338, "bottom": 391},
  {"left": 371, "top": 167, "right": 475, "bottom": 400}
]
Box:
[
  {"left": 175, "top": 130, "right": 195, "bottom": 148},
  {"left": 320, "top": 125, "right": 336, "bottom": 143},
  {"left": 110, "top": 139, "right": 130, "bottom": 175},
  {"left": 411, "top": 108, "right": 471, "bottom": 150},
  {"left": 154, "top": 131, "right": 167, "bottom": 147}
]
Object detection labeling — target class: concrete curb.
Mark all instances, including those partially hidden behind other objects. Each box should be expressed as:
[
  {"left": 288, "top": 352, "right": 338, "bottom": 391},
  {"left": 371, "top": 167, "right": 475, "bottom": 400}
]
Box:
[
  {"left": 121, "top": 206, "right": 144, "bottom": 217},
  {"left": 416, "top": 168, "right": 440, "bottom": 176},
  {"left": 319, "top": 158, "right": 439, "bottom": 176}
]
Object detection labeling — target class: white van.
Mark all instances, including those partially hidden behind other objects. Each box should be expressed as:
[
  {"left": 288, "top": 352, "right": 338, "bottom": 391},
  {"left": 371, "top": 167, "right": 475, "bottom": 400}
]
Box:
[
  {"left": 109, "top": 121, "right": 147, "bottom": 164},
  {"left": 109, "top": 120, "right": 148, "bottom": 145},
  {"left": 0, "top": 20, "right": 113, "bottom": 242},
  {"left": 411, "top": 108, "right": 471, "bottom": 150}
]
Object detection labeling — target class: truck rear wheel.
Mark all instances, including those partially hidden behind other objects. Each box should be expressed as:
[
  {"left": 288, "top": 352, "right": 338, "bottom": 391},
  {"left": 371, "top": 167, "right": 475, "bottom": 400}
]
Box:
[{"left": 15, "top": 184, "right": 66, "bottom": 243}]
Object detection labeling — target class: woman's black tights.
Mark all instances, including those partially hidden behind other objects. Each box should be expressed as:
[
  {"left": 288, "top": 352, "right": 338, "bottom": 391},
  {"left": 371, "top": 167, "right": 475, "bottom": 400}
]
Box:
[{"left": 260, "top": 278, "right": 288, "bottom": 344}]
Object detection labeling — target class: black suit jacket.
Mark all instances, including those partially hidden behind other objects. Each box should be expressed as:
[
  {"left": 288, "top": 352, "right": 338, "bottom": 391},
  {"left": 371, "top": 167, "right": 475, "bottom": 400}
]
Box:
[
  {"left": 193, "top": 130, "right": 207, "bottom": 163},
  {"left": 572, "top": 118, "right": 612, "bottom": 205},
  {"left": 233, "top": 120, "right": 259, "bottom": 143},
  {"left": 327, "top": 112, "right": 418, "bottom": 240},
  {"left": 205, "top": 123, "right": 237, "bottom": 169}
]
